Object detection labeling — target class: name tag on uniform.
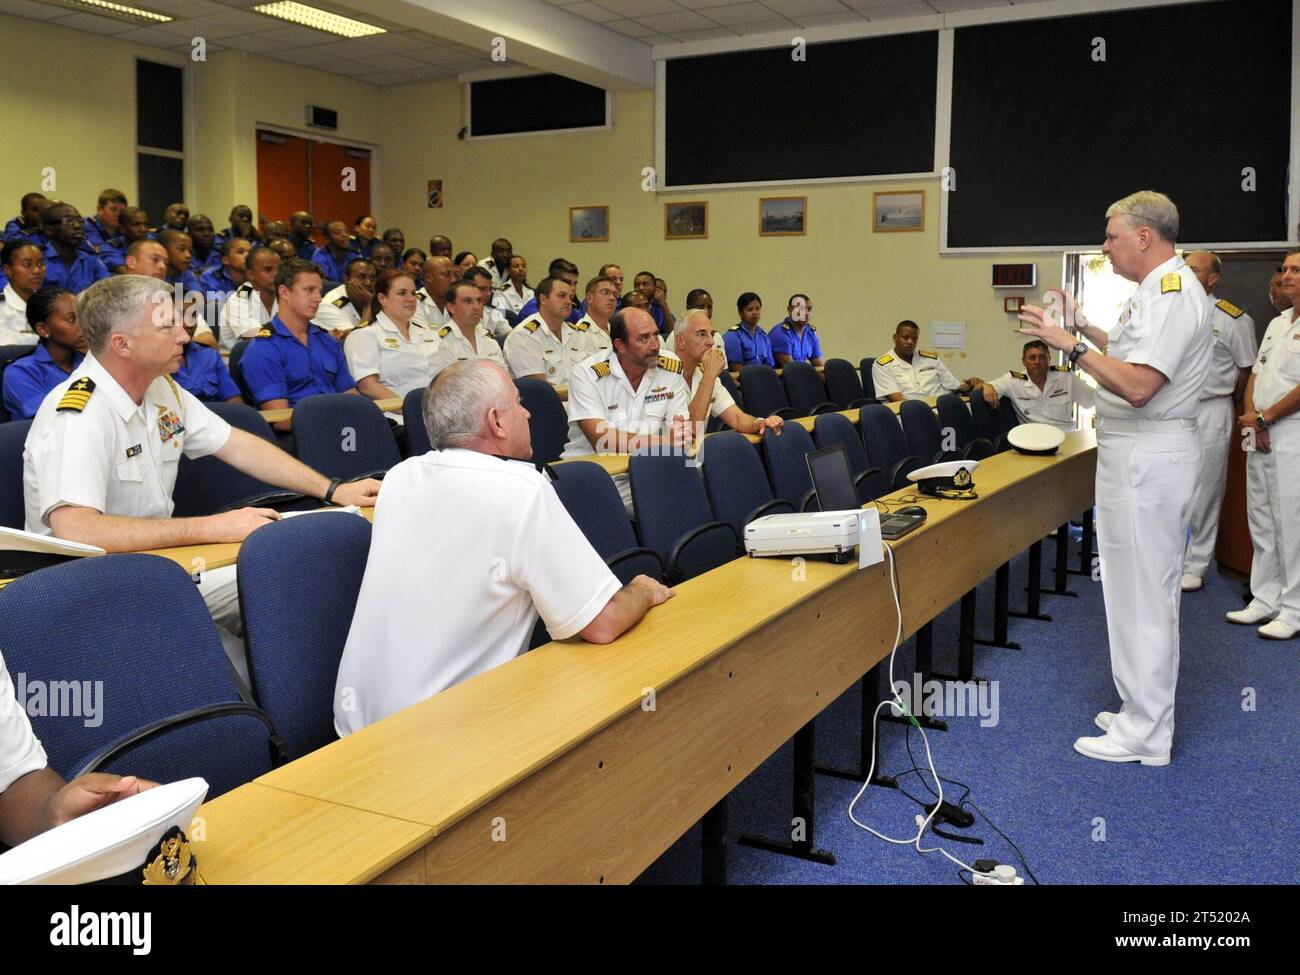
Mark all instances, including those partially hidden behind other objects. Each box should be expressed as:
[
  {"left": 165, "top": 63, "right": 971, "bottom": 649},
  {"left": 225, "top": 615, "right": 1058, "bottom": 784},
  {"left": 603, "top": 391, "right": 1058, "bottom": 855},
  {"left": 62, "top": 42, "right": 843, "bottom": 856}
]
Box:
[
  {"left": 1049, "top": 389, "right": 1067, "bottom": 398},
  {"left": 125, "top": 444, "right": 142, "bottom": 458},
  {"left": 384, "top": 338, "right": 399, "bottom": 349}
]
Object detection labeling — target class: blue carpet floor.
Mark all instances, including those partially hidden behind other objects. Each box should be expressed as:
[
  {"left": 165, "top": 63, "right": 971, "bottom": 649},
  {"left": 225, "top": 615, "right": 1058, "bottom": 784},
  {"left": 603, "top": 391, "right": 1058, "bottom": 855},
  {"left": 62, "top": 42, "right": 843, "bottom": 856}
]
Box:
[{"left": 637, "top": 535, "right": 1299, "bottom": 885}]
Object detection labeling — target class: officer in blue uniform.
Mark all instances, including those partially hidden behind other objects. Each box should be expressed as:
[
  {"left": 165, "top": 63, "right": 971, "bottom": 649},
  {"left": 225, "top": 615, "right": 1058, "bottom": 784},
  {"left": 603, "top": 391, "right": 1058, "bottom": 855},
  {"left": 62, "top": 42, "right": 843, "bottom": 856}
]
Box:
[
  {"left": 186, "top": 215, "right": 223, "bottom": 273},
  {"left": 288, "top": 211, "right": 316, "bottom": 259},
  {"left": 768, "top": 293, "right": 824, "bottom": 366},
  {"left": 723, "top": 291, "right": 775, "bottom": 367},
  {"left": 4, "top": 192, "right": 47, "bottom": 243},
  {"left": 157, "top": 229, "right": 203, "bottom": 294},
  {"left": 96, "top": 206, "right": 153, "bottom": 273},
  {"left": 1, "top": 288, "right": 85, "bottom": 420},
  {"left": 39, "top": 204, "right": 109, "bottom": 295},
  {"left": 83, "top": 189, "right": 128, "bottom": 253},
  {"left": 311, "top": 221, "right": 355, "bottom": 283},
  {"left": 198, "top": 238, "right": 251, "bottom": 301},
  {"left": 237, "top": 258, "right": 357, "bottom": 428},
  {"left": 174, "top": 321, "right": 242, "bottom": 404},
  {"left": 213, "top": 204, "right": 261, "bottom": 255}
]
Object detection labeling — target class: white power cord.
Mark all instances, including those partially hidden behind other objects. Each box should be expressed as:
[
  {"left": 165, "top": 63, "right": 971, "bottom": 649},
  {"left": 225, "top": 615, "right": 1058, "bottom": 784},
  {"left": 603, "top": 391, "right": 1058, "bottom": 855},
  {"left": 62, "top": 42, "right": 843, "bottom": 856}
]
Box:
[{"left": 846, "top": 540, "right": 987, "bottom": 877}]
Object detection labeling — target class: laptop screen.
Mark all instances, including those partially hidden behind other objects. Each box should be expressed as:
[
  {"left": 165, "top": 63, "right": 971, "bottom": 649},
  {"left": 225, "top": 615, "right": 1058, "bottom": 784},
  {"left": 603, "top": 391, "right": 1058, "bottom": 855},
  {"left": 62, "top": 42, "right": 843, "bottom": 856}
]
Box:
[{"left": 805, "top": 444, "right": 859, "bottom": 512}]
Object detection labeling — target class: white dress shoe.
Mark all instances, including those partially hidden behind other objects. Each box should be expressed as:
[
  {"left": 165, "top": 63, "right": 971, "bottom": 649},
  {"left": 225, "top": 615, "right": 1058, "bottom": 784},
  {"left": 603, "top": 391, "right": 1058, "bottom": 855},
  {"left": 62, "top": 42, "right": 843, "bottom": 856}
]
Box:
[
  {"left": 1258, "top": 618, "right": 1300, "bottom": 640},
  {"left": 1180, "top": 574, "right": 1203, "bottom": 592},
  {"left": 1094, "top": 711, "right": 1116, "bottom": 732},
  {"left": 1073, "top": 734, "right": 1169, "bottom": 767},
  {"left": 1226, "top": 603, "right": 1274, "bottom": 625}
]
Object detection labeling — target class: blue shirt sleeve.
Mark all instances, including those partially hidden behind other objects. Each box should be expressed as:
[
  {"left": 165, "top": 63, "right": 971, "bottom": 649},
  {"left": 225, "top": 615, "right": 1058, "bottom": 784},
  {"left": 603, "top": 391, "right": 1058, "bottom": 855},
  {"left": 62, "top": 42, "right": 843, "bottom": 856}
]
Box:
[
  {"left": 810, "top": 329, "right": 823, "bottom": 360},
  {"left": 213, "top": 355, "right": 241, "bottom": 401},
  {"left": 238, "top": 340, "right": 289, "bottom": 404},
  {"left": 769, "top": 326, "right": 791, "bottom": 359},
  {"left": 3, "top": 356, "right": 47, "bottom": 420},
  {"left": 88, "top": 255, "right": 110, "bottom": 285},
  {"left": 328, "top": 337, "right": 356, "bottom": 393},
  {"left": 723, "top": 330, "right": 743, "bottom": 364}
]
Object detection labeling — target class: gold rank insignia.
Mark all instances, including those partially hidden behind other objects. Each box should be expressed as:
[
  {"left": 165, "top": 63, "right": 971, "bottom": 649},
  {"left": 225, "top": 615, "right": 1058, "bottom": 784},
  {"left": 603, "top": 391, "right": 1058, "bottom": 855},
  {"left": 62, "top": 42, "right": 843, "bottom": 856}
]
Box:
[
  {"left": 1011, "top": 370, "right": 1027, "bottom": 380},
  {"left": 522, "top": 319, "right": 541, "bottom": 332},
  {"left": 142, "top": 827, "right": 203, "bottom": 885},
  {"left": 917, "top": 350, "right": 939, "bottom": 359},
  {"left": 384, "top": 337, "right": 399, "bottom": 349},
  {"left": 1216, "top": 298, "right": 1244, "bottom": 318},
  {"left": 591, "top": 360, "right": 611, "bottom": 378},
  {"left": 56, "top": 376, "right": 95, "bottom": 413},
  {"left": 1050, "top": 365, "right": 1069, "bottom": 372},
  {"left": 876, "top": 354, "right": 894, "bottom": 365},
  {"left": 1160, "top": 272, "right": 1182, "bottom": 294},
  {"left": 656, "top": 354, "right": 683, "bottom": 374},
  {"left": 255, "top": 328, "right": 272, "bottom": 338},
  {"left": 437, "top": 325, "right": 453, "bottom": 338},
  {"left": 570, "top": 320, "right": 588, "bottom": 332},
  {"left": 333, "top": 296, "right": 348, "bottom": 307}
]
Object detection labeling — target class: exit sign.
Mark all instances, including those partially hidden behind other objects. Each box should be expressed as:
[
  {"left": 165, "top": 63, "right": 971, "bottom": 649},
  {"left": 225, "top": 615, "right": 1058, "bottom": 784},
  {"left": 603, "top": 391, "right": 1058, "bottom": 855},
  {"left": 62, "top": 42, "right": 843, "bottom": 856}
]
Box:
[{"left": 992, "top": 263, "right": 1036, "bottom": 288}]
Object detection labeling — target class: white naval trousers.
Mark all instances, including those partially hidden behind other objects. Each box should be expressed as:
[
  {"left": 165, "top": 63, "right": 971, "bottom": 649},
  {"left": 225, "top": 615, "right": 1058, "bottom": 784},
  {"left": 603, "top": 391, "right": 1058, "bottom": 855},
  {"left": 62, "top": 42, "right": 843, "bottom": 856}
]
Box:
[
  {"left": 1182, "top": 395, "right": 1236, "bottom": 579},
  {"left": 195, "top": 564, "right": 250, "bottom": 685},
  {"left": 1095, "top": 417, "right": 1200, "bottom": 759},
  {"left": 1245, "top": 420, "right": 1300, "bottom": 628}
]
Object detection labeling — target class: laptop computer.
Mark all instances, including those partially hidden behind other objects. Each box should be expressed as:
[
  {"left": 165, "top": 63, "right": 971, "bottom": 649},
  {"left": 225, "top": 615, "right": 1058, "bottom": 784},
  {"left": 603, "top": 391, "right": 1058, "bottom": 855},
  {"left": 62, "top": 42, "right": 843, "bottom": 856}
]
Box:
[{"left": 805, "top": 443, "right": 925, "bottom": 539}]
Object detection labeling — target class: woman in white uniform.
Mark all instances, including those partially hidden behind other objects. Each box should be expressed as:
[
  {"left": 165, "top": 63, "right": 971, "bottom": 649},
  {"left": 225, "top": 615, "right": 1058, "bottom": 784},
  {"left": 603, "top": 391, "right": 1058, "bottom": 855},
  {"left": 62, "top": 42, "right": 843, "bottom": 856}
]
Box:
[
  {"left": 344, "top": 269, "right": 441, "bottom": 399},
  {"left": 0, "top": 239, "right": 47, "bottom": 346}
]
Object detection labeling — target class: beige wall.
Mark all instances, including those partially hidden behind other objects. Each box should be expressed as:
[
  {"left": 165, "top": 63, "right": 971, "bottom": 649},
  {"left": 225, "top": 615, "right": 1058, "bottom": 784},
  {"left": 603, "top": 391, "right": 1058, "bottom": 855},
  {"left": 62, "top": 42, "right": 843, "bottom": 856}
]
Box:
[
  {"left": 377, "top": 81, "right": 1060, "bottom": 380},
  {"left": 1, "top": 11, "right": 1060, "bottom": 378}
]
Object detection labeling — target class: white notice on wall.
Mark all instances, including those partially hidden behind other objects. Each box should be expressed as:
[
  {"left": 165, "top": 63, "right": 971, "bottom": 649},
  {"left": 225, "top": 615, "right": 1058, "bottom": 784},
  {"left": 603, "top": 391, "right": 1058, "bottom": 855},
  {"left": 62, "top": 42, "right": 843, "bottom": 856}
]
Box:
[{"left": 930, "top": 322, "right": 966, "bottom": 350}]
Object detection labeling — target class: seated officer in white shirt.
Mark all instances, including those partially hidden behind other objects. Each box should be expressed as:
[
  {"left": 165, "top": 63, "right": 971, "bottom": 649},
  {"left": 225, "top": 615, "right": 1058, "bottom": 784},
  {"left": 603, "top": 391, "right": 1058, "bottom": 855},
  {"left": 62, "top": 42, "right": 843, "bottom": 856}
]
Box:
[
  {"left": 504, "top": 275, "right": 592, "bottom": 386},
  {"left": 333, "top": 360, "right": 673, "bottom": 735},
  {"left": 674, "top": 309, "right": 783, "bottom": 437},
  {"left": 313, "top": 258, "right": 375, "bottom": 339},
  {"left": 428, "top": 280, "right": 508, "bottom": 377},
  {"left": 412, "top": 256, "right": 457, "bottom": 328},
  {"left": 344, "top": 269, "right": 440, "bottom": 399},
  {"left": 22, "top": 275, "right": 381, "bottom": 680},
  {"left": 563, "top": 308, "right": 694, "bottom": 508},
  {"left": 1, "top": 648, "right": 157, "bottom": 846},
  {"left": 983, "top": 339, "right": 1094, "bottom": 432},
  {"left": 219, "top": 246, "right": 280, "bottom": 352},
  {"left": 463, "top": 265, "right": 511, "bottom": 340},
  {"left": 574, "top": 275, "right": 620, "bottom": 358},
  {"left": 873, "top": 320, "right": 983, "bottom": 402},
  {"left": 492, "top": 255, "right": 533, "bottom": 317}
]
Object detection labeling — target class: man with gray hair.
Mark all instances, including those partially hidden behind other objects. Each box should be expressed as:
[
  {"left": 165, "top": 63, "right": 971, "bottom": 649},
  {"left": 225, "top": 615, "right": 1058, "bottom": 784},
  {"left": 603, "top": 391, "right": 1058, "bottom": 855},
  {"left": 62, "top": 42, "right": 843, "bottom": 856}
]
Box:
[
  {"left": 1018, "top": 190, "right": 1212, "bottom": 766},
  {"left": 333, "top": 359, "right": 672, "bottom": 734},
  {"left": 674, "top": 309, "right": 783, "bottom": 437},
  {"left": 22, "top": 275, "right": 381, "bottom": 680}
]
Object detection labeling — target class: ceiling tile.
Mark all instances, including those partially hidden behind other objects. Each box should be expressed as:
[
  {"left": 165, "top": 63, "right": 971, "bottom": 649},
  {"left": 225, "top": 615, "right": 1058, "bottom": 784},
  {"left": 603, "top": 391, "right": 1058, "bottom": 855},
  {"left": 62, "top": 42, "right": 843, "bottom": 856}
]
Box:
[
  {"left": 761, "top": 0, "right": 853, "bottom": 15},
  {"left": 635, "top": 9, "right": 715, "bottom": 30},
  {"left": 214, "top": 32, "right": 285, "bottom": 53},
  {"left": 560, "top": 1, "right": 621, "bottom": 22},
  {"left": 704, "top": 2, "right": 781, "bottom": 27},
  {"left": 597, "top": 0, "right": 684, "bottom": 18},
  {"left": 114, "top": 25, "right": 197, "bottom": 46},
  {"left": 357, "top": 52, "right": 428, "bottom": 70},
  {"left": 360, "top": 31, "right": 441, "bottom": 54},
  {"left": 49, "top": 11, "right": 137, "bottom": 34},
  {"left": 604, "top": 19, "right": 656, "bottom": 37},
  {"left": 927, "top": 0, "right": 1009, "bottom": 11},
  {"left": 669, "top": 26, "right": 739, "bottom": 41},
  {"left": 641, "top": 33, "right": 682, "bottom": 44},
  {"left": 854, "top": 2, "right": 935, "bottom": 17},
  {"left": 0, "top": 0, "right": 66, "bottom": 20},
  {"left": 794, "top": 10, "right": 868, "bottom": 27},
  {"left": 148, "top": 0, "right": 226, "bottom": 16},
  {"left": 730, "top": 18, "right": 798, "bottom": 34},
  {"left": 255, "top": 24, "right": 339, "bottom": 47}
]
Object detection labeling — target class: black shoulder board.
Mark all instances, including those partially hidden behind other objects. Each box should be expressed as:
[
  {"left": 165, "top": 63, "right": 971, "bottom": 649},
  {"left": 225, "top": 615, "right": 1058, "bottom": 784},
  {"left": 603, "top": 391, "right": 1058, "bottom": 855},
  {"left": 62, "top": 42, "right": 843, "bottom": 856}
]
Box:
[{"left": 57, "top": 376, "right": 95, "bottom": 413}]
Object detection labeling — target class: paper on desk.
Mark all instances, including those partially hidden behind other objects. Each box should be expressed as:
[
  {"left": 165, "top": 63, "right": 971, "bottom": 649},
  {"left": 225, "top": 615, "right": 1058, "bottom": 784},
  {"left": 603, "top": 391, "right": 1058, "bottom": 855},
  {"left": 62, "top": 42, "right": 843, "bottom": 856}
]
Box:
[
  {"left": 281, "top": 506, "right": 363, "bottom": 519},
  {"left": 0, "top": 525, "right": 106, "bottom": 557}
]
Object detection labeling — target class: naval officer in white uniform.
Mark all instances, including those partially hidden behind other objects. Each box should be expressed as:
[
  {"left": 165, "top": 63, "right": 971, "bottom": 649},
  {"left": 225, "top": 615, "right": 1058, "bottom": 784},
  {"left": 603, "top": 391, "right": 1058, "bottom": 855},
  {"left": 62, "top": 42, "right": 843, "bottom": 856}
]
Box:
[{"left": 1017, "top": 191, "right": 1211, "bottom": 766}]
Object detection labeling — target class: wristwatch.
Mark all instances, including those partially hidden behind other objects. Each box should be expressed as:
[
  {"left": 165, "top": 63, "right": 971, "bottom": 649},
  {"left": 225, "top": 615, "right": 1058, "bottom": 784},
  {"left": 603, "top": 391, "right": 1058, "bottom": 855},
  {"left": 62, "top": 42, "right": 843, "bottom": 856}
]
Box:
[
  {"left": 1255, "top": 411, "right": 1270, "bottom": 429},
  {"left": 1068, "top": 342, "right": 1089, "bottom": 366},
  {"left": 323, "top": 477, "right": 343, "bottom": 504}
]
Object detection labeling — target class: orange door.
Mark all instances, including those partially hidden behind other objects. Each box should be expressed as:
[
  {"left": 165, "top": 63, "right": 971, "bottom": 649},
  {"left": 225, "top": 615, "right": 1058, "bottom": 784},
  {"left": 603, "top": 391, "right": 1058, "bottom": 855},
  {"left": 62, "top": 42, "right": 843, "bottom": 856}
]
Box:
[
  {"left": 255, "top": 131, "right": 310, "bottom": 229},
  {"left": 309, "top": 141, "right": 372, "bottom": 231}
]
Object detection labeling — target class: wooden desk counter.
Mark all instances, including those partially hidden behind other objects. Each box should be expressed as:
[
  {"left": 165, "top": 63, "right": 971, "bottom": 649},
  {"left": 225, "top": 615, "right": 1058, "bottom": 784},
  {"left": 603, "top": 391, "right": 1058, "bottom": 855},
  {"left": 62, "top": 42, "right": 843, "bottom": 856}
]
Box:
[
  {"left": 201, "top": 432, "right": 1095, "bottom": 883},
  {"left": 260, "top": 397, "right": 403, "bottom": 425},
  {"left": 144, "top": 507, "right": 376, "bottom": 574}
]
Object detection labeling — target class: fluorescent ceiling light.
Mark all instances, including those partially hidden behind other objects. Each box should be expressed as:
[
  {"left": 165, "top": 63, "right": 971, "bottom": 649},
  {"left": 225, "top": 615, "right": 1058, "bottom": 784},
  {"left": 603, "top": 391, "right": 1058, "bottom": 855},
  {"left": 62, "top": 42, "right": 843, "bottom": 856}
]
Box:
[
  {"left": 47, "top": 0, "right": 173, "bottom": 23},
  {"left": 253, "top": 2, "right": 386, "bottom": 38}
]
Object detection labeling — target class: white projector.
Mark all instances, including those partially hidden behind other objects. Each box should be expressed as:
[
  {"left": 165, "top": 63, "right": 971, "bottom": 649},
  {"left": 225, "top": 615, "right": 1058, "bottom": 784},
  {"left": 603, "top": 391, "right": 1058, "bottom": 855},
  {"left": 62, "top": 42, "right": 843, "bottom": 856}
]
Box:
[{"left": 744, "top": 509, "right": 883, "bottom": 567}]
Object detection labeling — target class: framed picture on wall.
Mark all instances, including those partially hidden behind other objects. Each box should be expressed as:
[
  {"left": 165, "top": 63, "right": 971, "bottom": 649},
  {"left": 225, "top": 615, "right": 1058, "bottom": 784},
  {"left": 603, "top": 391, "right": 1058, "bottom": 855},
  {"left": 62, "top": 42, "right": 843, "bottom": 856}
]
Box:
[
  {"left": 872, "top": 190, "right": 924, "bottom": 232},
  {"left": 569, "top": 205, "right": 609, "bottom": 242},
  {"left": 759, "top": 196, "right": 806, "bottom": 236},
  {"left": 664, "top": 201, "right": 708, "bottom": 240}
]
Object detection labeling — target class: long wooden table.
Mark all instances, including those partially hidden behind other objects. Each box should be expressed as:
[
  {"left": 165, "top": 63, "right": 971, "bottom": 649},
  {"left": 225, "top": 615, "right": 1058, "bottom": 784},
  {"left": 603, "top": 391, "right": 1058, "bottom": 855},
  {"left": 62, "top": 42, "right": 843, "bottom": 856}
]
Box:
[
  {"left": 188, "top": 432, "right": 1096, "bottom": 883},
  {"left": 259, "top": 397, "right": 403, "bottom": 425}
]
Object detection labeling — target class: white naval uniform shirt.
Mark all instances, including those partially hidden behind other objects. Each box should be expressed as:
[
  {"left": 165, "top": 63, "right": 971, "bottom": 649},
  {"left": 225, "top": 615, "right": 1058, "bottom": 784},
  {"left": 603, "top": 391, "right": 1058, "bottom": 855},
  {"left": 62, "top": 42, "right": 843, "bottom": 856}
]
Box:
[
  {"left": 576, "top": 315, "right": 612, "bottom": 357},
  {"left": 0, "top": 646, "right": 48, "bottom": 794},
  {"left": 482, "top": 304, "right": 512, "bottom": 341},
  {"left": 503, "top": 313, "right": 592, "bottom": 386},
  {"left": 0, "top": 283, "right": 38, "bottom": 346},
  {"left": 1096, "top": 256, "right": 1212, "bottom": 421},
  {"left": 332, "top": 448, "right": 621, "bottom": 735},
  {"left": 683, "top": 358, "right": 737, "bottom": 419},
  {"left": 872, "top": 350, "right": 961, "bottom": 400},
  {"left": 477, "top": 258, "right": 510, "bottom": 290},
  {"left": 563, "top": 351, "right": 692, "bottom": 458},
  {"left": 219, "top": 283, "right": 276, "bottom": 352},
  {"left": 23, "top": 355, "right": 233, "bottom": 534},
  {"left": 343, "top": 312, "right": 441, "bottom": 397},
  {"left": 427, "top": 319, "right": 508, "bottom": 377},
  {"left": 493, "top": 283, "right": 533, "bottom": 317},
  {"left": 989, "top": 367, "right": 1094, "bottom": 432},
  {"left": 1252, "top": 309, "right": 1300, "bottom": 424},
  {"left": 411, "top": 290, "right": 451, "bottom": 329},
  {"left": 313, "top": 284, "right": 363, "bottom": 335},
  {"left": 1200, "top": 295, "right": 1257, "bottom": 399}
]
